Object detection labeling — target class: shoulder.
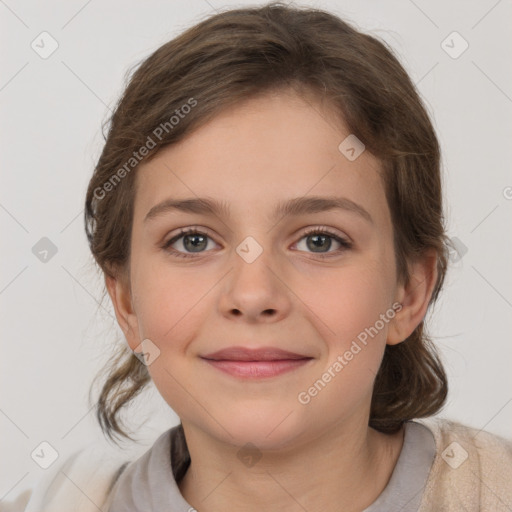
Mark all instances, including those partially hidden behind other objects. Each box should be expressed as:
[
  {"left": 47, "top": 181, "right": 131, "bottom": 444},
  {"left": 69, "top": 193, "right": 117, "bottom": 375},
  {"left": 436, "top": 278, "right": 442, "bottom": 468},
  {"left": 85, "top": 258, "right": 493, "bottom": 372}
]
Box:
[
  {"left": 0, "top": 489, "right": 32, "bottom": 512},
  {"left": 417, "top": 416, "right": 512, "bottom": 464},
  {"left": 413, "top": 417, "right": 512, "bottom": 511},
  {"left": 3, "top": 444, "right": 131, "bottom": 512}
]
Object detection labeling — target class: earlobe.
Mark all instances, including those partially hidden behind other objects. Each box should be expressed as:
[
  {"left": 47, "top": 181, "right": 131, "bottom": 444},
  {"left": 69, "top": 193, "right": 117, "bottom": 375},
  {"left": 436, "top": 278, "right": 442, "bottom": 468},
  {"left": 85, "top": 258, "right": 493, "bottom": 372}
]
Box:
[
  {"left": 387, "top": 249, "right": 438, "bottom": 346},
  {"left": 105, "top": 272, "right": 140, "bottom": 352}
]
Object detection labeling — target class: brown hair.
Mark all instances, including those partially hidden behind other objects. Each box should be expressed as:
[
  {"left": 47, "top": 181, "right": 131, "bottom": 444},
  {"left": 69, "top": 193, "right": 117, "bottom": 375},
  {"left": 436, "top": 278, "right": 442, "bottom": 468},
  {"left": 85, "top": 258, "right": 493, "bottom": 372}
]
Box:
[{"left": 85, "top": 1, "right": 449, "bottom": 446}]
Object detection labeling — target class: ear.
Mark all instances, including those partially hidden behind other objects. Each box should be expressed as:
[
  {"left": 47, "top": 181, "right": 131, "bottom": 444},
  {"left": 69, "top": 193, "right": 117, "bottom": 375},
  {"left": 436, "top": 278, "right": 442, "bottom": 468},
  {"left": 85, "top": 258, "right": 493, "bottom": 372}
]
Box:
[
  {"left": 387, "top": 248, "right": 438, "bottom": 345},
  {"left": 105, "top": 270, "right": 141, "bottom": 353}
]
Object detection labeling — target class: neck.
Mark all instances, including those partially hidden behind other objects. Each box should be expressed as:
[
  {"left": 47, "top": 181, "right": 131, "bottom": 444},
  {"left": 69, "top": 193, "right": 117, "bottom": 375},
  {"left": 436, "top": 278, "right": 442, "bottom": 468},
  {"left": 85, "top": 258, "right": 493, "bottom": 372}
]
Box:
[{"left": 178, "top": 419, "right": 405, "bottom": 512}]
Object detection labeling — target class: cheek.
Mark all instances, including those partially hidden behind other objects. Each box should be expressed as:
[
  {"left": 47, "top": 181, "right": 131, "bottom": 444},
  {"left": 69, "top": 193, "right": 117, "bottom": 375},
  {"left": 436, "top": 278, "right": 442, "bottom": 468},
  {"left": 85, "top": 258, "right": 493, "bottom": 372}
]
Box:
[
  {"left": 299, "top": 259, "right": 394, "bottom": 388},
  {"left": 131, "top": 258, "right": 206, "bottom": 350},
  {"left": 305, "top": 259, "right": 393, "bottom": 342},
  {"left": 131, "top": 265, "right": 210, "bottom": 415},
  {"left": 293, "top": 266, "right": 393, "bottom": 419}
]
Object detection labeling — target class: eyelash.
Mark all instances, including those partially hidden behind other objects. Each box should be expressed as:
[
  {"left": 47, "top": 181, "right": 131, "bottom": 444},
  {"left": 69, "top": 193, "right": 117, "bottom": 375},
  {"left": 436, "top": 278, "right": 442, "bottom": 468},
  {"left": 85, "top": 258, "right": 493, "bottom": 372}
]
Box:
[{"left": 161, "top": 226, "right": 352, "bottom": 260}]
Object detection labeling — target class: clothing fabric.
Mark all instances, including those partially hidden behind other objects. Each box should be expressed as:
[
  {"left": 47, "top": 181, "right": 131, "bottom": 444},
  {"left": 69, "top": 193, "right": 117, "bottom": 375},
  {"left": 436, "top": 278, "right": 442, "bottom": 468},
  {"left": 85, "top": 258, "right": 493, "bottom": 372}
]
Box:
[
  {"left": 2, "top": 417, "right": 512, "bottom": 511},
  {"left": 105, "top": 420, "right": 436, "bottom": 511},
  {"left": 363, "top": 421, "right": 436, "bottom": 511}
]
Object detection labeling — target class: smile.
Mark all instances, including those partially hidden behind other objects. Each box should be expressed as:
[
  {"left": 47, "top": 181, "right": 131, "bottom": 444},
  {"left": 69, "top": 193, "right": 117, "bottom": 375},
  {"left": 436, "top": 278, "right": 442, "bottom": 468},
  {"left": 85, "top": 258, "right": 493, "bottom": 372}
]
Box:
[{"left": 200, "top": 357, "right": 313, "bottom": 379}]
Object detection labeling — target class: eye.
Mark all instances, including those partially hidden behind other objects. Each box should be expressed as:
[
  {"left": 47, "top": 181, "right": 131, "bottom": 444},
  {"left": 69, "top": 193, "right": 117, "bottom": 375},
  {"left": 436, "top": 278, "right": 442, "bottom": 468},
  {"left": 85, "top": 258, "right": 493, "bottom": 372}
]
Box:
[
  {"left": 293, "top": 227, "right": 352, "bottom": 258},
  {"left": 161, "top": 226, "right": 352, "bottom": 259},
  {"left": 162, "top": 228, "right": 218, "bottom": 259}
]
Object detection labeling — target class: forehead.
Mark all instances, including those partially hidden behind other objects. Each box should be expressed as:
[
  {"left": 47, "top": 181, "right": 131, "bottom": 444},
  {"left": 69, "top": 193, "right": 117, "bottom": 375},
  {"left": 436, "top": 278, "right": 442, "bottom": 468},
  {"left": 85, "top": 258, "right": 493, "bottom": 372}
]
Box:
[{"left": 133, "top": 90, "right": 388, "bottom": 225}]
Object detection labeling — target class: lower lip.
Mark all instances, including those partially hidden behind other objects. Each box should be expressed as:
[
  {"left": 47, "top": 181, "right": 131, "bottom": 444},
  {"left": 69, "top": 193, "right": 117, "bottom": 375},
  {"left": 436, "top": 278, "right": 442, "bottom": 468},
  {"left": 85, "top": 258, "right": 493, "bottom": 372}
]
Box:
[{"left": 202, "top": 358, "right": 312, "bottom": 378}]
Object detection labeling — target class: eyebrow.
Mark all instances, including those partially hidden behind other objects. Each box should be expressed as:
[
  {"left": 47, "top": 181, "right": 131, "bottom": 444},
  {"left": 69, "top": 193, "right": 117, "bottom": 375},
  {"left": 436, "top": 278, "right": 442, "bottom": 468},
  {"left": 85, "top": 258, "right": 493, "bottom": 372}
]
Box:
[{"left": 144, "top": 195, "right": 373, "bottom": 225}]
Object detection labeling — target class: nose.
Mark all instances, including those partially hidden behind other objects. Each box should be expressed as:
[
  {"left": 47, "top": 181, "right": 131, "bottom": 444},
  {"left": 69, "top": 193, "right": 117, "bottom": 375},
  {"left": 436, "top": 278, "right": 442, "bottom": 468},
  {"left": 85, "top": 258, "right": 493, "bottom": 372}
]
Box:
[{"left": 218, "top": 240, "right": 292, "bottom": 323}]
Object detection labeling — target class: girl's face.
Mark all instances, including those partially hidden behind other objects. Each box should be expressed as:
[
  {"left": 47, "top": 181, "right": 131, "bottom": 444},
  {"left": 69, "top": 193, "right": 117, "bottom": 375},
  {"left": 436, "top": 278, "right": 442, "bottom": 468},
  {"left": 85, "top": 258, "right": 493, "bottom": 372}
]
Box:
[{"left": 108, "top": 89, "right": 432, "bottom": 449}]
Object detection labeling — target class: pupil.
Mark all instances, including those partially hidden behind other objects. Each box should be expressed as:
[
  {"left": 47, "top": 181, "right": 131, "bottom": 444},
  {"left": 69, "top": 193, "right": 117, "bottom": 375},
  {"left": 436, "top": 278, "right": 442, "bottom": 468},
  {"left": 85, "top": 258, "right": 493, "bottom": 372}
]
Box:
[
  {"left": 308, "top": 234, "right": 331, "bottom": 252},
  {"left": 185, "top": 234, "right": 206, "bottom": 252}
]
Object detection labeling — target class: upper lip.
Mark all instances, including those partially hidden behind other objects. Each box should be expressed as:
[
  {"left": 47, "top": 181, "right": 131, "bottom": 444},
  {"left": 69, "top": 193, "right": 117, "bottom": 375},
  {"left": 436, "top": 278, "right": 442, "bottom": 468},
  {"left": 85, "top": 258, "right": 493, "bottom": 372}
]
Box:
[{"left": 201, "top": 346, "right": 312, "bottom": 361}]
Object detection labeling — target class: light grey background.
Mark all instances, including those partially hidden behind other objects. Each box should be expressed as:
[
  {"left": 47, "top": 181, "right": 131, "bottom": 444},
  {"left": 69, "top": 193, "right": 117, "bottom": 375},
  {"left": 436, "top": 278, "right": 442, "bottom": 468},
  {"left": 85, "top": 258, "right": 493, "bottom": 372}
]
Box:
[{"left": 1, "top": 0, "right": 511, "bottom": 500}]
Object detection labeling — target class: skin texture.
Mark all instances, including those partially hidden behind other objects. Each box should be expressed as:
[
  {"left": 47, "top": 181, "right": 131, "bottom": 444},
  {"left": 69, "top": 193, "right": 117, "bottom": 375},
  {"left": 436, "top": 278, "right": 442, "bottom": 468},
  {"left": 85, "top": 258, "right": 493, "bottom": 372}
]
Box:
[{"left": 106, "top": 88, "right": 438, "bottom": 512}]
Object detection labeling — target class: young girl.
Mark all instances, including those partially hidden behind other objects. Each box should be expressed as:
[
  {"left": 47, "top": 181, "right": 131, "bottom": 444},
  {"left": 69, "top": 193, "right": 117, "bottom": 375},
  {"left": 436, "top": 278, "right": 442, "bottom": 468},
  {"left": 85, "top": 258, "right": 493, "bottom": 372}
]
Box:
[{"left": 6, "top": 2, "right": 512, "bottom": 511}]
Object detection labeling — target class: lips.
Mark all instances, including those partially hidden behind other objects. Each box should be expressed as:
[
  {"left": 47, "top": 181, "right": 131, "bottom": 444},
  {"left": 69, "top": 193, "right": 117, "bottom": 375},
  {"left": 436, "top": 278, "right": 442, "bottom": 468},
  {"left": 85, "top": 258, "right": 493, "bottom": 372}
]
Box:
[{"left": 201, "top": 346, "right": 311, "bottom": 362}]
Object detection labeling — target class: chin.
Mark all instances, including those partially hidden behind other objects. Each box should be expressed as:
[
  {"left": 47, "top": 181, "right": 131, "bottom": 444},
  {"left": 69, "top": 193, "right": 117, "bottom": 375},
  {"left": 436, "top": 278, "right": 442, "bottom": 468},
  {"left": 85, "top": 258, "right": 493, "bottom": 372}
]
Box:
[{"left": 213, "top": 409, "right": 307, "bottom": 451}]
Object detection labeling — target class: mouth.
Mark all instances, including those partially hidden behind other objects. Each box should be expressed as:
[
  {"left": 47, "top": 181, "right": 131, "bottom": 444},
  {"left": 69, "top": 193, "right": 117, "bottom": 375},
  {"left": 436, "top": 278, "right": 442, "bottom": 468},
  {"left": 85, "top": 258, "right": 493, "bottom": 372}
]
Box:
[
  {"left": 201, "top": 346, "right": 311, "bottom": 361},
  {"left": 200, "top": 346, "right": 314, "bottom": 379}
]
